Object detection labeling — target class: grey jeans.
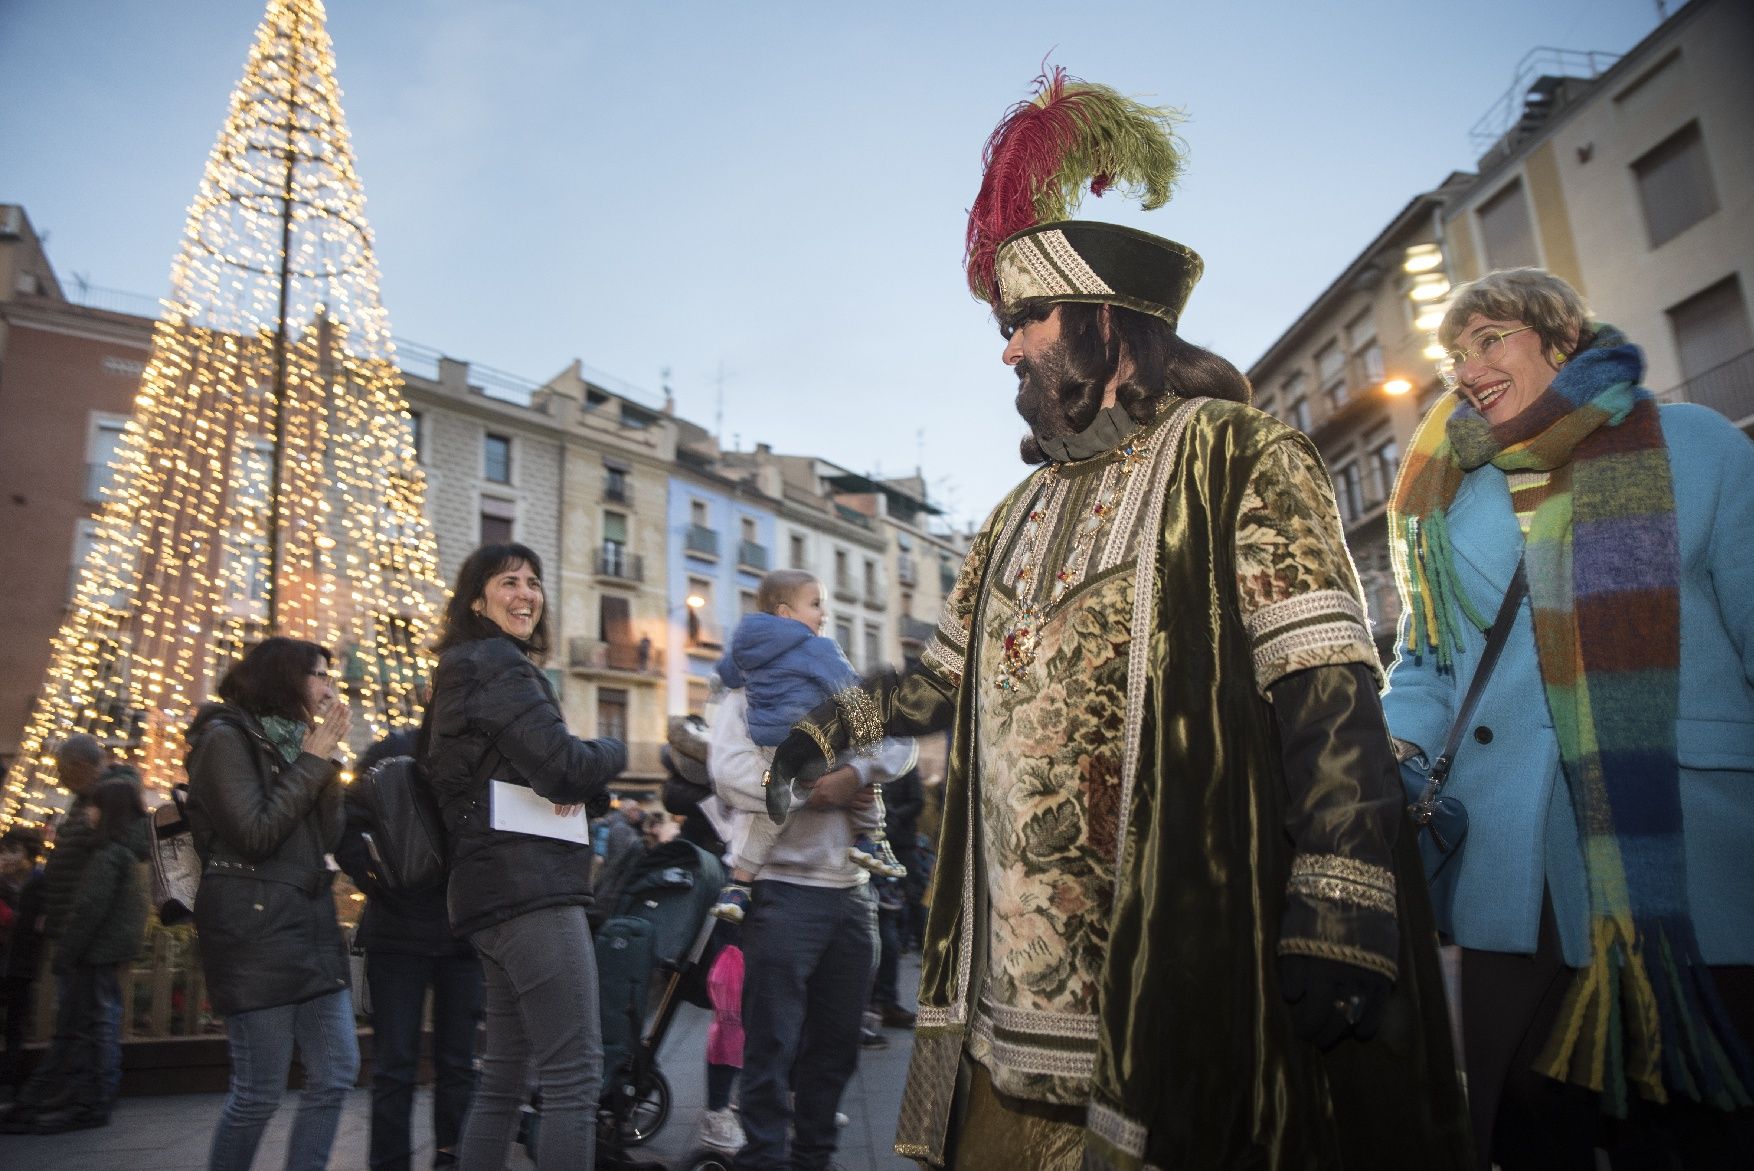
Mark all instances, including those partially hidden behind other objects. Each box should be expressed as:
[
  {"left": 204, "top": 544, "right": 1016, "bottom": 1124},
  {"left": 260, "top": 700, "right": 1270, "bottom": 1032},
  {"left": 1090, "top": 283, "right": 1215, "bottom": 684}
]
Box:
[{"left": 459, "top": 904, "right": 602, "bottom": 1171}]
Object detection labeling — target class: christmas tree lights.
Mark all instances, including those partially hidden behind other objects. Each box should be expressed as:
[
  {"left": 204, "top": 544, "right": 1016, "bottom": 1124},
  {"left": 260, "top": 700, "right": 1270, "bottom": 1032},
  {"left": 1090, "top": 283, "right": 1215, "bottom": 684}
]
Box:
[{"left": 2, "top": 0, "right": 444, "bottom": 823}]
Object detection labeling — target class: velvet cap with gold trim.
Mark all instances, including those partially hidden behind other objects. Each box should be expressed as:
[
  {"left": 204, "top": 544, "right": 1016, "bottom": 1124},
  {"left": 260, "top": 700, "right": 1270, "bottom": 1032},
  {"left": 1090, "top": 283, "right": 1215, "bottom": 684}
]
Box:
[{"left": 967, "top": 68, "right": 1204, "bottom": 329}]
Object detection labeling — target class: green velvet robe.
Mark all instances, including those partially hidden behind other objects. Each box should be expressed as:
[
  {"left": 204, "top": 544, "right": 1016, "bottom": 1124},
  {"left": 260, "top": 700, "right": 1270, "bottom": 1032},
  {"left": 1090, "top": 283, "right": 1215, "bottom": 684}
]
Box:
[{"left": 813, "top": 398, "right": 1472, "bottom": 1169}]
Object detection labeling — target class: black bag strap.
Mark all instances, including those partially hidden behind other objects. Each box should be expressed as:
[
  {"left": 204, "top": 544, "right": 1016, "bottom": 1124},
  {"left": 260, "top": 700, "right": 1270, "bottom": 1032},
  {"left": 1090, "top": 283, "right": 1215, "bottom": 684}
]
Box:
[{"left": 1425, "top": 558, "right": 1529, "bottom": 793}]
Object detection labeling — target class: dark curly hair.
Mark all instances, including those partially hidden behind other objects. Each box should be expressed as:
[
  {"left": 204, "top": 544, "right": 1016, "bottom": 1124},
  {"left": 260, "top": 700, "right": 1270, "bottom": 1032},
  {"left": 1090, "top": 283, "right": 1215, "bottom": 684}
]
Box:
[
  {"left": 218, "top": 637, "right": 332, "bottom": 722},
  {"left": 1002, "top": 301, "right": 1251, "bottom": 464}
]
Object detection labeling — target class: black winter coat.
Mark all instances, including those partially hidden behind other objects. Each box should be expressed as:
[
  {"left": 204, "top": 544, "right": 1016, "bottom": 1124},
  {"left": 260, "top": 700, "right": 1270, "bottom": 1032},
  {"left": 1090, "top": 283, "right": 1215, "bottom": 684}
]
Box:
[
  {"left": 334, "top": 729, "right": 472, "bottom": 958},
  {"left": 55, "top": 837, "right": 149, "bottom": 969},
  {"left": 424, "top": 635, "right": 623, "bottom": 938},
  {"left": 184, "top": 703, "right": 350, "bottom": 1016}
]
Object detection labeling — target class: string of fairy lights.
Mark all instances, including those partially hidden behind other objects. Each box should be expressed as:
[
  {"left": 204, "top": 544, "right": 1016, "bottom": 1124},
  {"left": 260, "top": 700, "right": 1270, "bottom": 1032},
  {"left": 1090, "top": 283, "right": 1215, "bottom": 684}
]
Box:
[{"left": 1, "top": 0, "right": 444, "bottom": 825}]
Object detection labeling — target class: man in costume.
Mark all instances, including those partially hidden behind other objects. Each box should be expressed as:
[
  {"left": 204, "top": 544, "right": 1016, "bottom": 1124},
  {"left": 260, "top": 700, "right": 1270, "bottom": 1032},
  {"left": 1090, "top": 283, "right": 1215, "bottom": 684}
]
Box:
[{"left": 765, "top": 70, "right": 1473, "bottom": 1169}]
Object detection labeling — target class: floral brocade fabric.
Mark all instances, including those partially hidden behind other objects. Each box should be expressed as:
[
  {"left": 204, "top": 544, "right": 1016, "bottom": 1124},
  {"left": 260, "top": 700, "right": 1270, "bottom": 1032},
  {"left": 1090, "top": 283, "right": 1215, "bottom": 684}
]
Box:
[{"left": 969, "top": 574, "right": 1132, "bottom": 1103}]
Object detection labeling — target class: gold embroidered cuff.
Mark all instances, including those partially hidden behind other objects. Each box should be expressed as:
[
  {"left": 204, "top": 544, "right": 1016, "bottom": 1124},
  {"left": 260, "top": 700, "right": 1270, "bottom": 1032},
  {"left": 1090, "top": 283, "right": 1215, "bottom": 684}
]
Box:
[
  {"left": 799, "top": 720, "right": 836, "bottom": 765},
  {"left": 833, "top": 684, "right": 885, "bottom": 748},
  {"left": 1277, "top": 935, "right": 1399, "bottom": 981},
  {"left": 1287, "top": 853, "right": 1396, "bottom": 916}
]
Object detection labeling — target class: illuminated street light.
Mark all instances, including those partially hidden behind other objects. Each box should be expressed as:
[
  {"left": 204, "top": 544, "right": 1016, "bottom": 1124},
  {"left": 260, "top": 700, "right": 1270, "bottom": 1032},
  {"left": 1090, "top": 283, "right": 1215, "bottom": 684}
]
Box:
[
  {"left": 1403, "top": 244, "right": 1444, "bottom": 273},
  {"left": 1383, "top": 378, "right": 1414, "bottom": 397},
  {"left": 685, "top": 593, "right": 707, "bottom": 610},
  {"left": 1409, "top": 274, "right": 1451, "bottom": 302}
]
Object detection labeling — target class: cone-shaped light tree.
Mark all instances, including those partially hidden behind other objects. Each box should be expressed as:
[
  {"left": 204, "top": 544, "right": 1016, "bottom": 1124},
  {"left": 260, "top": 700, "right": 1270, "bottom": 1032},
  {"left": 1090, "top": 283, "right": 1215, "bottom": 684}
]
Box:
[{"left": 2, "top": 0, "right": 443, "bottom": 823}]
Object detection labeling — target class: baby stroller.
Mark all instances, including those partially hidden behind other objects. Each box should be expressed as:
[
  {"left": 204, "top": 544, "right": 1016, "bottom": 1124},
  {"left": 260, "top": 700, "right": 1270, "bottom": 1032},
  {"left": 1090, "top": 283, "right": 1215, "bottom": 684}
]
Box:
[{"left": 521, "top": 836, "right": 725, "bottom": 1168}]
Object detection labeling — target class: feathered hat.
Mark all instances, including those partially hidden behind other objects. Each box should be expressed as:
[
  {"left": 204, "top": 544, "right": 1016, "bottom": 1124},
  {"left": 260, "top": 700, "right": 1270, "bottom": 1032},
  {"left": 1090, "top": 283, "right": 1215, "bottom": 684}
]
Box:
[{"left": 966, "top": 67, "right": 1203, "bottom": 328}]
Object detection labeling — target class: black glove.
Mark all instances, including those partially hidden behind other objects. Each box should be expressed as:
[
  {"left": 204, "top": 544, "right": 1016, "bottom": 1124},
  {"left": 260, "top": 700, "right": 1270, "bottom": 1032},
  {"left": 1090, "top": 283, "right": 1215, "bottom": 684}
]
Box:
[
  {"left": 1279, "top": 954, "right": 1391, "bottom": 1050},
  {"left": 766, "top": 724, "right": 834, "bottom": 824}
]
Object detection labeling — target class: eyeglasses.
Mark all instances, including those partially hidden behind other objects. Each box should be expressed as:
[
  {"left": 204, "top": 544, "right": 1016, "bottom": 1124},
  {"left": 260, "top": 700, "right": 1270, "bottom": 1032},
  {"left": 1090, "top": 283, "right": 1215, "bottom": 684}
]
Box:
[{"left": 1439, "top": 326, "right": 1533, "bottom": 389}]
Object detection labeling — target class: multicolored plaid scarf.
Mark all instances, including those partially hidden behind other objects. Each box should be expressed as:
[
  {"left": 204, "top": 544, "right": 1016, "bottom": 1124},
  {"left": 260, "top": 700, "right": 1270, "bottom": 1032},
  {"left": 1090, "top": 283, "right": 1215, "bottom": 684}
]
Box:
[{"left": 1389, "top": 326, "right": 1752, "bottom": 1114}]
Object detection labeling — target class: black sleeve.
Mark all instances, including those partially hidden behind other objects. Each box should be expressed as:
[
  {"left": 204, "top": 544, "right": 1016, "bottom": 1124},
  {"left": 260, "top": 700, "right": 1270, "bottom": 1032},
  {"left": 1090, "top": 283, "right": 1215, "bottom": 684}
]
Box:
[{"left": 1268, "top": 661, "right": 1403, "bottom": 981}]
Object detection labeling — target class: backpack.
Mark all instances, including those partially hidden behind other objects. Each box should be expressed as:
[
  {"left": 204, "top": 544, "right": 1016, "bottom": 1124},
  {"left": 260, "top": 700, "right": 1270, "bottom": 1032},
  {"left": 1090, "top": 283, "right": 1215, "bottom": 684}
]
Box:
[
  {"left": 351, "top": 755, "right": 448, "bottom": 893},
  {"left": 149, "top": 784, "right": 200, "bottom": 926}
]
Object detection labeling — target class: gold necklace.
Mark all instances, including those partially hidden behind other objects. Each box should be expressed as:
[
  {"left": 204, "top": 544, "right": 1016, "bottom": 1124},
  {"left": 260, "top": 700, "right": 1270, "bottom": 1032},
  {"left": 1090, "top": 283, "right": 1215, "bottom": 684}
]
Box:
[{"left": 996, "top": 437, "right": 1153, "bottom": 691}]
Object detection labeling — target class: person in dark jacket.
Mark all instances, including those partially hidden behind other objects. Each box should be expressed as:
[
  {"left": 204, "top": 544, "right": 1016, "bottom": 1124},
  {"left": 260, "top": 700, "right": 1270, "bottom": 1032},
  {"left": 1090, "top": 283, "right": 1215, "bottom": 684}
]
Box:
[
  {"left": 0, "top": 827, "right": 45, "bottom": 1100},
  {"left": 185, "top": 637, "right": 357, "bottom": 1171},
  {"left": 25, "top": 777, "right": 150, "bottom": 1133},
  {"left": 422, "top": 543, "right": 623, "bottom": 1171},
  {"left": 336, "top": 727, "right": 483, "bottom": 1171},
  {"left": 0, "top": 736, "right": 146, "bottom": 1132}
]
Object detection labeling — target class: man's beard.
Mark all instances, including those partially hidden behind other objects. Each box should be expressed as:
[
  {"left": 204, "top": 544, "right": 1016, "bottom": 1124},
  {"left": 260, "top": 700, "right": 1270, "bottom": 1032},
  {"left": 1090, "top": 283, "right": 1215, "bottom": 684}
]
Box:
[{"left": 1013, "top": 345, "right": 1082, "bottom": 464}]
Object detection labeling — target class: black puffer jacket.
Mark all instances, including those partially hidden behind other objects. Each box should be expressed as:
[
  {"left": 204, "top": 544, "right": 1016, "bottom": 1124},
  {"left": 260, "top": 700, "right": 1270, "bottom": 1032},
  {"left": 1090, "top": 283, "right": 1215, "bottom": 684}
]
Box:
[
  {"left": 184, "top": 703, "right": 350, "bottom": 1016},
  {"left": 423, "top": 634, "right": 623, "bottom": 937}
]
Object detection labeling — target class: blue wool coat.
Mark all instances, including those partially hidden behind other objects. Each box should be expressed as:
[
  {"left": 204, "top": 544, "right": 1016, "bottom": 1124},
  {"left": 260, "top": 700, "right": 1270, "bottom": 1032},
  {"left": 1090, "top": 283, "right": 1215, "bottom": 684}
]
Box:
[
  {"left": 716, "top": 613, "right": 859, "bottom": 746},
  {"left": 1382, "top": 403, "right": 1754, "bottom": 965}
]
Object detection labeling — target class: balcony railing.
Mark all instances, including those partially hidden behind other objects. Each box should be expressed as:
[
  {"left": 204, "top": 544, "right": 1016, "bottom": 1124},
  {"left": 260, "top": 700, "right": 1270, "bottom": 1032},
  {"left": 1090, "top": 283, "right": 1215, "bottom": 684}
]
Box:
[
  {"left": 864, "top": 583, "right": 887, "bottom": 610},
  {"left": 595, "top": 546, "right": 644, "bottom": 582},
  {"left": 737, "top": 540, "right": 769, "bottom": 572},
  {"left": 684, "top": 524, "right": 719, "bottom": 559},
  {"left": 567, "top": 636, "right": 661, "bottom": 675},
  {"left": 604, "top": 481, "right": 630, "bottom": 504},
  {"left": 1663, "top": 348, "right": 1754, "bottom": 428},
  {"left": 833, "top": 575, "right": 860, "bottom": 603}
]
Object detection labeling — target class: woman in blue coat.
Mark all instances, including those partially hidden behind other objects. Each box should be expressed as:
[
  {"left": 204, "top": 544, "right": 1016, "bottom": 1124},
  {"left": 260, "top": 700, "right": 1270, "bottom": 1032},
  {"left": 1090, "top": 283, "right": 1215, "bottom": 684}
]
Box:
[{"left": 1382, "top": 267, "right": 1754, "bottom": 1169}]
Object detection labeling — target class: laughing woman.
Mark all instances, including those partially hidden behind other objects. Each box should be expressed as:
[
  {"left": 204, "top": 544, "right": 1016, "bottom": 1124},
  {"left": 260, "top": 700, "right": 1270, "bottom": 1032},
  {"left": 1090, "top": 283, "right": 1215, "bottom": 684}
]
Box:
[
  {"left": 423, "top": 543, "right": 625, "bottom": 1171},
  {"left": 1381, "top": 268, "right": 1754, "bottom": 1168}
]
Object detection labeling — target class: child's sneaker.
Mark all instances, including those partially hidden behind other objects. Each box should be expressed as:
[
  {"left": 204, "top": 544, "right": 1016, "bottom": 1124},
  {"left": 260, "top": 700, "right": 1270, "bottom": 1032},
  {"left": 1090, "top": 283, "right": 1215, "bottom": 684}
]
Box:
[
  {"left": 849, "top": 835, "right": 907, "bottom": 878},
  {"left": 710, "top": 882, "right": 752, "bottom": 923}
]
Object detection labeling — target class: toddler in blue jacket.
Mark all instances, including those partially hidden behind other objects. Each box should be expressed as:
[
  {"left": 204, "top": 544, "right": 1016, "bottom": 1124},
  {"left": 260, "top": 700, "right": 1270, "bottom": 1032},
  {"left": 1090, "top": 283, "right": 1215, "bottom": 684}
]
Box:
[{"left": 710, "top": 570, "right": 903, "bottom": 922}]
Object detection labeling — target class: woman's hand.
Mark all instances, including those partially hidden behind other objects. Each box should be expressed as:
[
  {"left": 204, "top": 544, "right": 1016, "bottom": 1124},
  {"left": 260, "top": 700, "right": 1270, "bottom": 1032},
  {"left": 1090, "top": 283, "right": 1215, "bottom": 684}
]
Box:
[{"left": 301, "top": 699, "right": 353, "bottom": 759}]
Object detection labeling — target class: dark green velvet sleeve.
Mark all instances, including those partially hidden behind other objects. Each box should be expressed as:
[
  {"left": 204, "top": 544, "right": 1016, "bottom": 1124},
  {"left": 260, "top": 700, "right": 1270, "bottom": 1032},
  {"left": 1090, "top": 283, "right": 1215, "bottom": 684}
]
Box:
[
  {"left": 787, "top": 665, "right": 960, "bottom": 769},
  {"left": 1269, "top": 661, "right": 1404, "bottom": 981}
]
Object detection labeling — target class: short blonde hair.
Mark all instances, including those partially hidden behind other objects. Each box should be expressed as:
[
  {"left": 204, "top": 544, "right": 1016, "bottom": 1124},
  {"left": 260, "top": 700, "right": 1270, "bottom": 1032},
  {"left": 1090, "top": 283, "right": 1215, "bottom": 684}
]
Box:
[{"left": 1438, "top": 267, "right": 1592, "bottom": 358}]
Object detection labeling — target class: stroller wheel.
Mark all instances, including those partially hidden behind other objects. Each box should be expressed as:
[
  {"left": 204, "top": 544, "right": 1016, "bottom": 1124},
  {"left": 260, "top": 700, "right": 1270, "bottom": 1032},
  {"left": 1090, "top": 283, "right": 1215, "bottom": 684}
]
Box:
[
  {"left": 684, "top": 1149, "right": 735, "bottom": 1171},
  {"left": 615, "top": 1068, "right": 671, "bottom": 1146}
]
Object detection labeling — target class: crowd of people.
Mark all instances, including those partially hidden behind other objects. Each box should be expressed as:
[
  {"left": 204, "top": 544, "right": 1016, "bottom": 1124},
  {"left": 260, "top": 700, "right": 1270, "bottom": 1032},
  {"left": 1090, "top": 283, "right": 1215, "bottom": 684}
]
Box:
[{"left": 4, "top": 65, "right": 1754, "bottom": 1171}]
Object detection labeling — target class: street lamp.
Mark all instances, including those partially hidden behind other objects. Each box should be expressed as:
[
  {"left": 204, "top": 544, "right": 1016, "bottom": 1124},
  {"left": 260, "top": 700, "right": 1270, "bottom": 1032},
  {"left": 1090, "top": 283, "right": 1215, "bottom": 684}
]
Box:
[{"left": 1383, "top": 378, "right": 1414, "bottom": 397}]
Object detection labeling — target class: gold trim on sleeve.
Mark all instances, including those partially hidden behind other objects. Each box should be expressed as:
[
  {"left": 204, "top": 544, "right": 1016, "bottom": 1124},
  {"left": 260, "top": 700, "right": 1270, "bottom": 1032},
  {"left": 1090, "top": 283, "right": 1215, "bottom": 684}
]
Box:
[
  {"left": 1287, "top": 852, "right": 1397, "bottom": 916},
  {"left": 833, "top": 684, "right": 885, "bottom": 748}
]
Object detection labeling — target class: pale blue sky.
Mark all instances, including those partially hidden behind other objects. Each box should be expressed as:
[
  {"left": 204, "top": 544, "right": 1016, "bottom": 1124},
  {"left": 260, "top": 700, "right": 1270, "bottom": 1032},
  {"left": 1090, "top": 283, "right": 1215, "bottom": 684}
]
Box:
[{"left": 2, "top": 0, "right": 1669, "bottom": 525}]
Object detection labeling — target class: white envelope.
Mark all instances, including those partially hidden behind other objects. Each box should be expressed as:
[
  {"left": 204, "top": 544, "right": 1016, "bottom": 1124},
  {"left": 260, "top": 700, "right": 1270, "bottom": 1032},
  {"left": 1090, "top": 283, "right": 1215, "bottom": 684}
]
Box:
[{"left": 489, "top": 780, "right": 589, "bottom": 843}]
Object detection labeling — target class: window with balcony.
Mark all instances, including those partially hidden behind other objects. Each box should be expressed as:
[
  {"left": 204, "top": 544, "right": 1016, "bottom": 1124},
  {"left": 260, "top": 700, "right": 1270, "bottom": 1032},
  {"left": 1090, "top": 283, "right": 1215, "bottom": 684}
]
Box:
[
  {"left": 1669, "top": 276, "right": 1752, "bottom": 381},
  {"left": 835, "top": 618, "right": 854, "bottom": 658},
  {"left": 1346, "top": 308, "right": 1383, "bottom": 386},
  {"left": 1333, "top": 462, "right": 1365, "bottom": 524},
  {"left": 790, "top": 532, "right": 807, "bottom": 569},
  {"left": 1367, "top": 432, "right": 1400, "bottom": 504},
  {"left": 1634, "top": 121, "right": 1718, "bottom": 249},
  {"left": 736, "top": 516, "right": 768, "bottom": 571},
  {"left": 480, "top": 512, "right": 514, "bottom": 545},
  {"left": 1316, "top": 341, "right": 1346, "bottom": 411},
  {"left": 686, "top": 577, "right": 718, "bottom": 648},
  {"left": 406, "top": 410, "right": 424, "bottom": 463},
  {"left": 600, "top": 511, "right": 639, "bottom": 579},
  {"left": 863, "top": 558, "right": 882, "bottom": 606},
  {"left": 740, "top": 589, "right": 758, "bottom": 616},
  {"left": 1282, "top": 373, "right": 1311, "bottom": 432},
  {"left": 484, "top": 433, "right": 512, "bottom": 484},
  {"left": 604, "top": 462, "right": 629, "bottom": 503},
  {"left": 834, "top": 549, "right": 856, "bottom": 600},
  {"left": 690, "top": 499, "right": 708, "bottom": 526},
  {"left": 1476, "top": 179, "right": 1540, "bottom": 271}
]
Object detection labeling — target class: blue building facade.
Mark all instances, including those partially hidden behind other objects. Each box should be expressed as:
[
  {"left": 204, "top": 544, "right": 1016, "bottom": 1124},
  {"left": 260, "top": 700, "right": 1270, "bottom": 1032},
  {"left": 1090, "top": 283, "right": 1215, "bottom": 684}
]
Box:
[{"left": 665, "top": 468, "right": 777, "bottom": 715}]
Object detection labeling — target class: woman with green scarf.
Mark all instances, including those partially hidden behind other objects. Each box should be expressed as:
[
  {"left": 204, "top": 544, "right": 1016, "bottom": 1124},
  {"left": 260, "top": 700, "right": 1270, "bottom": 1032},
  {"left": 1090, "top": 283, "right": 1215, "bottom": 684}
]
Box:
[
  {"left": 1382, "top": 267, "right": 1754, "bottom": 1168},
  {"left": 184, "top": 636, "right": 356, "bottom": 1171}
]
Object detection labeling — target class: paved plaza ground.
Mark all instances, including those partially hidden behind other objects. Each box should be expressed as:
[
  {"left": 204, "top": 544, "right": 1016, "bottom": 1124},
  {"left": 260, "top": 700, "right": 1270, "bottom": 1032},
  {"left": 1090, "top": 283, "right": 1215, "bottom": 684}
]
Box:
[{"left": 0, "top": 954, "right": 922, "bottom": 1171}]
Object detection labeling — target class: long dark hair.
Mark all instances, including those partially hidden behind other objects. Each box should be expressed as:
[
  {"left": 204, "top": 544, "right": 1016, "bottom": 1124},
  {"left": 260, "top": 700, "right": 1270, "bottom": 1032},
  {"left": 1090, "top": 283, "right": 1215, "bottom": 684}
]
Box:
[
  {"left": 435, "top": 543, "right": 552, "bottom": 657},
  {"left": 1007, "top": 301, "right": 1252, "bottom": 464},
  {"left": 90, "top": 777, "right": 147, "bottom": 848},
  {"left": 218, "top": 637, "right": 332, "bottom": 722}
]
